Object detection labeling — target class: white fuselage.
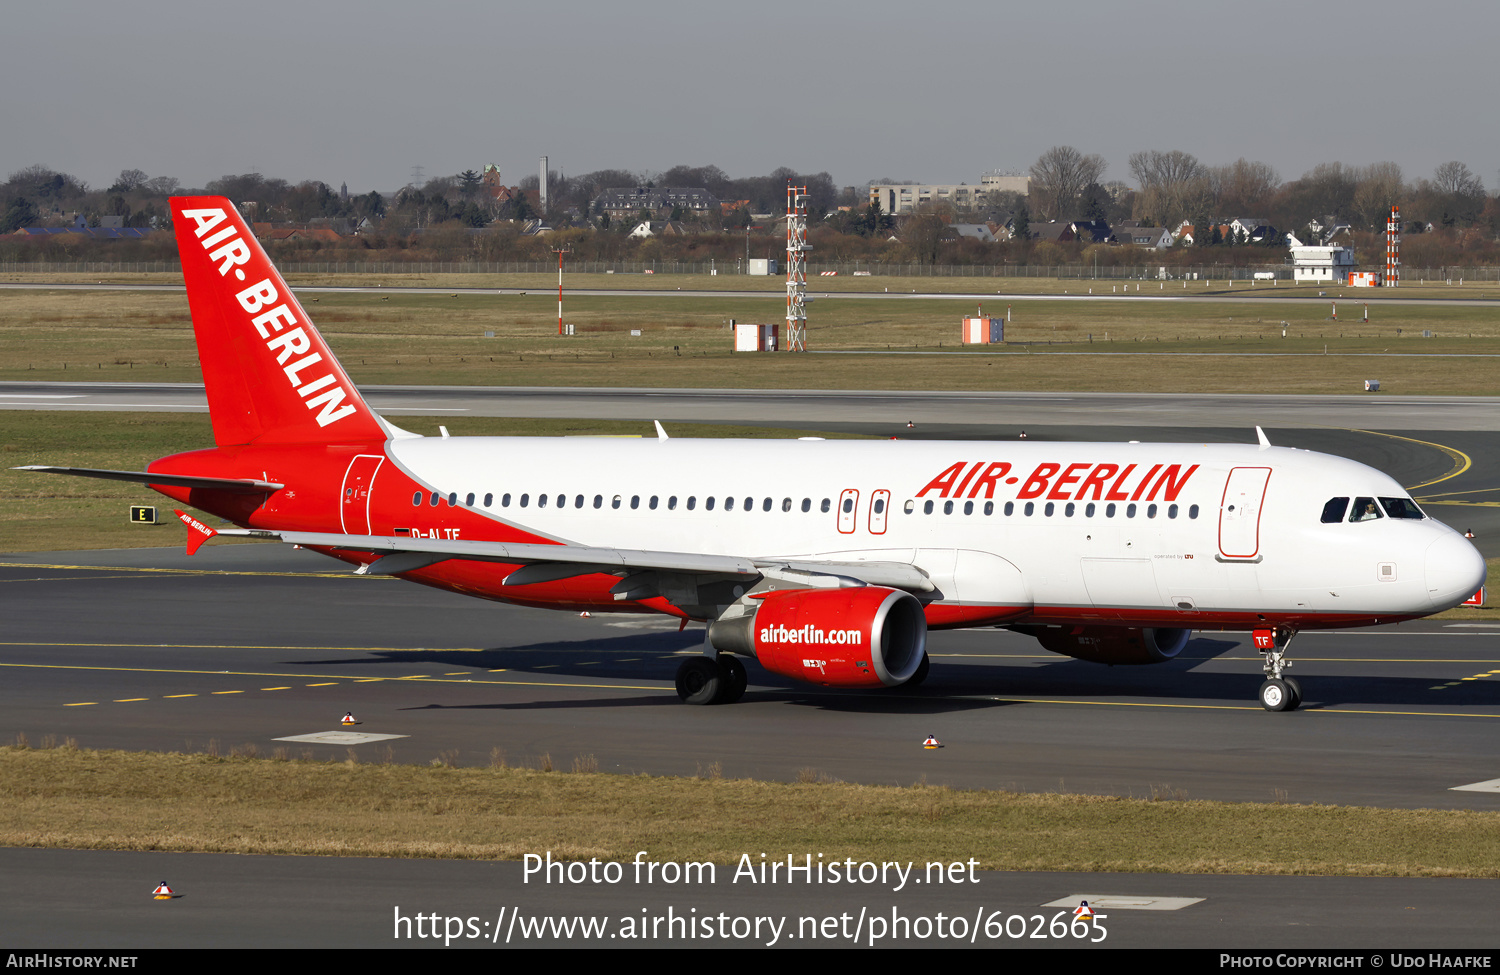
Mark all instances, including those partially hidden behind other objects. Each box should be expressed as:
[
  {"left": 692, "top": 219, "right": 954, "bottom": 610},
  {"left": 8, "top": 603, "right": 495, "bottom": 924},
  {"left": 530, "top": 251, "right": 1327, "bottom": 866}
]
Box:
[{"left": 378, "top": 435, "right": 1483, "bottom": 627}]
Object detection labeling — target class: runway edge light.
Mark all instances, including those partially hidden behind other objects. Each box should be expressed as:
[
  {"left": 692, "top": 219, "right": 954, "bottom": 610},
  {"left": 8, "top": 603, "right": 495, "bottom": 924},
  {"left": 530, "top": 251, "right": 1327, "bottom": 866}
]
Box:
[{"left": 152, "top": 882, "right": 176, "bottom": 900}]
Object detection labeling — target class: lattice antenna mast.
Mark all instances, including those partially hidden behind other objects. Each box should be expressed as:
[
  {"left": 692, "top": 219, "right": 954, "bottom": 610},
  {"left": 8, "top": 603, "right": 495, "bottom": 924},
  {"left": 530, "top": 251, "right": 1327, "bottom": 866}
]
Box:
[
  {"left": 1385, "top": 205, "right": 1401, "bottom": 287},
  {"left": 785, "top": 183, "right": 809, "bottom": 352}
]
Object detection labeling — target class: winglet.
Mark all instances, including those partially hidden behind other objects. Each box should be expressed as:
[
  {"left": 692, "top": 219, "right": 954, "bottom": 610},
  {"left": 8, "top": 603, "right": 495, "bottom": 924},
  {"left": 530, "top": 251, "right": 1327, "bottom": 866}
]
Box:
[
  {"left": 654, "top": 421, "right": 669, "bottom": 441},
  {"left": 1255, "top": 426, "right": 1272, "bottom": 449},
  {"left": 175, "top": 509, "right": 218, "bottom": 556}
]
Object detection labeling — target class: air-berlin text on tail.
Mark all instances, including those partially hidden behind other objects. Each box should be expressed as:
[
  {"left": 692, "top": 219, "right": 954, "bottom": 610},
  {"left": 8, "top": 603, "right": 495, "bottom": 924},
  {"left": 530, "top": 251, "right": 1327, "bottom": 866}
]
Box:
[
  {"left": 178, "top": 207, "right": 357, "bottom": 428},
  {"left": 918, "top": 460, "right": 1200, "bottom": 502}
]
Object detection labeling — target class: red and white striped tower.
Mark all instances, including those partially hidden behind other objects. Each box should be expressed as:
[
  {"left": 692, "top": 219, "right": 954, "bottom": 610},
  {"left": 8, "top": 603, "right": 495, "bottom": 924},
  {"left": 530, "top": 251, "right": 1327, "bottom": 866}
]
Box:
[
  {"left": 785, "top": 183, "right": 809, "bottom": 352},
  {"left": 1385, "top": 205, "right": 1401, "bottom": 287},
  {"left": 553, "top": 245, "right": 571, "bottom": 335}
]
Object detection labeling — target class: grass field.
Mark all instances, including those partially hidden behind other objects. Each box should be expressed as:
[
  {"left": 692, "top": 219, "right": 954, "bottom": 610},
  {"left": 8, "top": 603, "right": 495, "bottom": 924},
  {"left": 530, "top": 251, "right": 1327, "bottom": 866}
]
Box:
[
  {"left": 4, "top": 743, "right": 1499, "bottom": 876},
  {"left": 3, "top": 279, "right": 1499, "bottom": 393}
]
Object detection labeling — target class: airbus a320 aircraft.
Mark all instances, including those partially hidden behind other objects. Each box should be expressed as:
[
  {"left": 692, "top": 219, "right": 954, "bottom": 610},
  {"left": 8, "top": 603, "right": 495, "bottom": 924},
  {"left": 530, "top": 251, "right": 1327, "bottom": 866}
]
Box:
[{"left": 18, "top": 197, "right": 1486, "bottom": 711}]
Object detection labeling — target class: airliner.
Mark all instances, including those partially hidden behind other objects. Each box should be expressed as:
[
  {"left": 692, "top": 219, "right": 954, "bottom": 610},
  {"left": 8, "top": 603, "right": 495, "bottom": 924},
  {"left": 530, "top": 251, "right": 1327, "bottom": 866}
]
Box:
[{"left": 17, "top": 197, "right": 1486, "bottom": 712}]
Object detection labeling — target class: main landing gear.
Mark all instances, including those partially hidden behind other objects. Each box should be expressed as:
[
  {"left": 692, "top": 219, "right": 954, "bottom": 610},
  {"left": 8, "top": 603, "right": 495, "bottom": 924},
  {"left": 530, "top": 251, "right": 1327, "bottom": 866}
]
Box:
[
  {"left": 675, "top": 655, "right": 748, "bottom": 705},
  {"left": 1253, "top": 627, "right": 1302, "bottom": 712}
]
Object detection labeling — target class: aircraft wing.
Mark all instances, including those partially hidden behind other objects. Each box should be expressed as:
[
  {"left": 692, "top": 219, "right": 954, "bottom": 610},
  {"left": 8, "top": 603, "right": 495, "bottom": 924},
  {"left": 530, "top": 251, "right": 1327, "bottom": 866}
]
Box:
[
  {"left": 210, "top": 527, "right": 934, "bottom": 594},
  {"left": 13, "top": 466, "right": 283, "bottom": 493}
]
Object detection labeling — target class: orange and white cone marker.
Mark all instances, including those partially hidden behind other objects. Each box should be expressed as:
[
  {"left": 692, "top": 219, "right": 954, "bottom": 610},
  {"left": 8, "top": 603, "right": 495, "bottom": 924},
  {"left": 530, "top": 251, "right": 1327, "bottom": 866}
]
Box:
[
  {"left": 1074, "top": 900, "right": 1094, "bottom": 918},
  {"left": 153, "top": 882, "right": 176, "bottom": 900},
  {"left": 341, "top": 711, "right": 358, "bottom": 726},
  {"left": 923, "top": 735, "right": 941, "bottom": 749}
]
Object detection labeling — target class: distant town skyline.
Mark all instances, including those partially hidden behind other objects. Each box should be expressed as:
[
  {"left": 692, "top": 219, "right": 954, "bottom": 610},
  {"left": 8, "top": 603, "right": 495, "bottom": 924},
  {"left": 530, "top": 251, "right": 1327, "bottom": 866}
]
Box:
[{"left": 4, "top": 0, "right": 1496, "bottom": 197}]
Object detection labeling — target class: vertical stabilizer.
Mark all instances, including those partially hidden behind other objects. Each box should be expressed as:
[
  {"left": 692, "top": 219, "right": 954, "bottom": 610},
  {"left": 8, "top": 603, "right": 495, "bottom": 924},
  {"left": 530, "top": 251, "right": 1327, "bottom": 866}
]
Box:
[{"left": 171, "top": 197, "right": 385, "bottom": 446}]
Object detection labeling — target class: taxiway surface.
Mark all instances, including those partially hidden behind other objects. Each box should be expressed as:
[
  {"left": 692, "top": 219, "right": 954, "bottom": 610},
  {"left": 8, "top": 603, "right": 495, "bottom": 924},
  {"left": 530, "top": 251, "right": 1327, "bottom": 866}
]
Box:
[{"left": 4, "top": 543, "right": 1497, "bottom": 811}]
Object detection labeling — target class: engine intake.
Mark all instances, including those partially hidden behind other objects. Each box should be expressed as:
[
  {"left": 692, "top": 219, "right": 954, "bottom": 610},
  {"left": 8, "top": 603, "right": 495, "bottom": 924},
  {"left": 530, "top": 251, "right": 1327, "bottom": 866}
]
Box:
[
  {"left": 1029, "top": 625, "right": 1191, "bottom": 665},
  {"left": 709, "top": 587, "right": 927, "bottom": 687}
]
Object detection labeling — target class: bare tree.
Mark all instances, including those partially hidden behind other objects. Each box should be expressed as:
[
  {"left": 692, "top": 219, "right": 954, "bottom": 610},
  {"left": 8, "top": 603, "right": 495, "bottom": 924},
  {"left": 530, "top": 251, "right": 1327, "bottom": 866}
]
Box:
[
  {"left": 1426, "top": 161, "right": 1485, "bottom": 226},
  {"left": 1128, "top": 150, "right": 1208, "bottom": 227},
  {"left": 1028, "top": 146, "right": 1106, "bottom": 221},
  {"left": 1351, "top": 162, "right": 1404, "bottom": 228},
  {"left": 1209, "top": 158, "right": 1279, "bottom": 218},
  {"left": 1432, "top": 161, "right": 1483, "bottom": 198}
]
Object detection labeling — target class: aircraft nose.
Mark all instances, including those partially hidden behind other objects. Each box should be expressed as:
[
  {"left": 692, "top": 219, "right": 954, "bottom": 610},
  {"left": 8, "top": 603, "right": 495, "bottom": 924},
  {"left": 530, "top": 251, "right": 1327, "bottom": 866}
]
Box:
[{"left": 1425, "top": 533, "right": 1487, "bottom": 608}]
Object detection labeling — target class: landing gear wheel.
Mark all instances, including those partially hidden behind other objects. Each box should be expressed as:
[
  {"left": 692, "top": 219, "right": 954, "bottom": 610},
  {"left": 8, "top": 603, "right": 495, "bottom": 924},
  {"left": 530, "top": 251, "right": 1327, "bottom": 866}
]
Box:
[
  {"left": 716, "top": 655, "right": 748, "bottom": 704},
  {"left": 1259, "top": 678, "right": 1297, "bottom": 712},
  {"left": 903, "top": 652, "right": 930, "bottom": 688},
  {"left": 676, "top": 657, "right": 723, "bottom": 705},
  {"left": 1283, "top": 676, "right": 1303, "bottom": 710}
]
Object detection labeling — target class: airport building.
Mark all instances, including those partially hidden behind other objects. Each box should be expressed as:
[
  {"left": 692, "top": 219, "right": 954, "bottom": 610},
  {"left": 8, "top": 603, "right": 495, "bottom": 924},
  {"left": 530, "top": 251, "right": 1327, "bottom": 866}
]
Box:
[
  {"left": 594, "top": 186, "right": 720, "bottom": 218},
  {"left": 869, "top": 172, "right": 1030, "bottom": 215}
]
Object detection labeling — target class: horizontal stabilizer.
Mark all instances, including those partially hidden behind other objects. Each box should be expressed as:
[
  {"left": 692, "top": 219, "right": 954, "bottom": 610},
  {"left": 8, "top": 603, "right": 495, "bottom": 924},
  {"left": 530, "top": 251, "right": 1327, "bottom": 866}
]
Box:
[{"left": 12, "top": 466, "right": 283, "bottom": 493}]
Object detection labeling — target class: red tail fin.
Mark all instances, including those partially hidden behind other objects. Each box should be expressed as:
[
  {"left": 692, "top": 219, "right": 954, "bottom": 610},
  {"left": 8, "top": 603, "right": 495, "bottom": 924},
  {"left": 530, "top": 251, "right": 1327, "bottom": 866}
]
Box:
[{"left": 171, "top": 197, "right": 385, "bottom": 446}]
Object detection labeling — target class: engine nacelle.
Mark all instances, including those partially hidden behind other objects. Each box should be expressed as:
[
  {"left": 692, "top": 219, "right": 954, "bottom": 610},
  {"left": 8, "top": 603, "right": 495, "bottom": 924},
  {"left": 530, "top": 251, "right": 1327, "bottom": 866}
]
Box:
[
  {"left": 1029, "top": 625, "right": 1191, "bottom": 665},
  {"left": 709, "top": 587, "right": 927, "bottom": 688}
]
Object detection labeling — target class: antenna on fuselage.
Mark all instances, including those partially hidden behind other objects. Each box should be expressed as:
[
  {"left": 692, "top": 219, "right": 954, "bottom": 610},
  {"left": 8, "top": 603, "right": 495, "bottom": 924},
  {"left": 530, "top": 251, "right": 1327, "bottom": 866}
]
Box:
[
  {"left": 654, "top": 421, "right": 670, "bottom": 441},
  {"left": 1255, "top": 426, "right": 1272, "bottom": 448}
]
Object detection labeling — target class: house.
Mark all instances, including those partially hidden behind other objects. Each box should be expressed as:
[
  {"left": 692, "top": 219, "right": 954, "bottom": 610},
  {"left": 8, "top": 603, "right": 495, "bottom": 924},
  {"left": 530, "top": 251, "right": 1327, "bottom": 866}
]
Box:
[
  {"left": 1113, "top": 221, "right": 1173, "bottom": 249},
  {"left": 1027, "top": 221, "right": 1071, "bottom": 243},
  {"left": 949, "top": 223, "right": 997, "bottom": 242},
  {"left": 1062, "top": 219, "right": 1111, "bottom": 243}
]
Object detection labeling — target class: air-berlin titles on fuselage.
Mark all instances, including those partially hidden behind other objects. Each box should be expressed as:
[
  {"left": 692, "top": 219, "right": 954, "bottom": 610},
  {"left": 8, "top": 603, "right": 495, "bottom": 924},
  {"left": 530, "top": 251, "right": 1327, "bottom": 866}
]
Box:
[
  {"left": 917, "top": 460, "right": 1199, "bottom": 503},
  {"left": 180, "top": 207, "right": 357, "bottom": 429}
]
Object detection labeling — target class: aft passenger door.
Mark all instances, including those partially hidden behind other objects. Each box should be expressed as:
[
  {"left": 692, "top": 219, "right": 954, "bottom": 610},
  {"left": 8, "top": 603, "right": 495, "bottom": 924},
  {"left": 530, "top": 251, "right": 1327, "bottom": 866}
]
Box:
[{"left": 340, "top": 454, "right": 384, "bottom": 534}]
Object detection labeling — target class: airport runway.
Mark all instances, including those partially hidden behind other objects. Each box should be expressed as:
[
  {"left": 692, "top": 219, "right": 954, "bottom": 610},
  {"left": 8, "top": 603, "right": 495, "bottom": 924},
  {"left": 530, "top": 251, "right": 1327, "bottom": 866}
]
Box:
[
  {"left": 6, "top": 279, "right": 1500, "bottom": 308},
  {"left": 4, "top": 380, "right": 1500, "bottom": 431}
]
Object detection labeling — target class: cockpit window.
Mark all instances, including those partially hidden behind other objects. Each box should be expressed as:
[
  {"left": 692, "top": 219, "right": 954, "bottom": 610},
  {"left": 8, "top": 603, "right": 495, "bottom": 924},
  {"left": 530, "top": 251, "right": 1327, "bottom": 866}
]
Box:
[
  {"left": 1321, "top": 497, "right": 1349, "bottom": 523},
  {"left": 1380, "top": 497, "right": 1425, "bottom": 520},
  {"left": 1349, "top": 497, "right": 1382, "bottom": 522}
]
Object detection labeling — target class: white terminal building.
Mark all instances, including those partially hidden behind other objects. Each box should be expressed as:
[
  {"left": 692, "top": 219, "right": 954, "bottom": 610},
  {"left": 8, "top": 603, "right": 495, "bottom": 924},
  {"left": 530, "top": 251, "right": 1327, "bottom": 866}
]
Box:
[
  {"left": 1285, "top": 233, "right": 1357, "bottom": 284},
  {"left": 869, "top": 172, "right": 1030, "bottom": 215}
]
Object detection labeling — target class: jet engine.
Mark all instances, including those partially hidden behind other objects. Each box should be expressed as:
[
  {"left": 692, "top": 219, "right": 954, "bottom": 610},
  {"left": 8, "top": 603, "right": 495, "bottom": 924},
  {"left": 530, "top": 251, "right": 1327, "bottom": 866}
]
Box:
[
  {"left": 1027, "top": 625, "right": 1191, "bottom": 665},
  {"left": 709, "top": 586, "right": 927, "bottom": 687}
]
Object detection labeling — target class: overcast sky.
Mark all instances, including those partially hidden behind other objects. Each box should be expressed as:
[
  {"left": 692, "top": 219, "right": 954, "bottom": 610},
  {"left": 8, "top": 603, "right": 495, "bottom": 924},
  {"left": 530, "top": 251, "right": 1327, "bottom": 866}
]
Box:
[{"left": 4, "top": 0, "right": 1496, "bottom": 195}]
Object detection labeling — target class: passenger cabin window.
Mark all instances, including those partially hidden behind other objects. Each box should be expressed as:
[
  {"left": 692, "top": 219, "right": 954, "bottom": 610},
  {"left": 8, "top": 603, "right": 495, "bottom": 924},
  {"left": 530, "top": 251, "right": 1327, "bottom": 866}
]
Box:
[
  {"left": 1321, "top": 497, "right": 1349, "bottom": 523},
  {"left": 1349, "top": 497, "right": 1382, "bottom": 522}
]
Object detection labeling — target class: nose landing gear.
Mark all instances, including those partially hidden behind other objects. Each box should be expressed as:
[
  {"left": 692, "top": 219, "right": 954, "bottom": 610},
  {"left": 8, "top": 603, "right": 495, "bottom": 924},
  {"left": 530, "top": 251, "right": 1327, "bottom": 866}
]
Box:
[{"left": 1253, "top": 627, "right": 1301, "bottom": 711}]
